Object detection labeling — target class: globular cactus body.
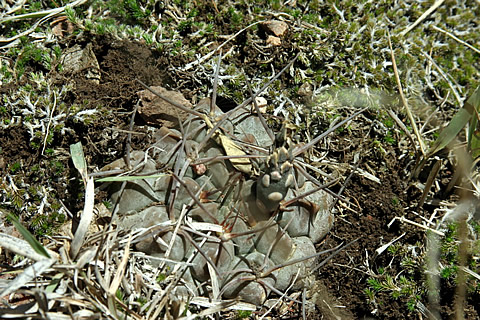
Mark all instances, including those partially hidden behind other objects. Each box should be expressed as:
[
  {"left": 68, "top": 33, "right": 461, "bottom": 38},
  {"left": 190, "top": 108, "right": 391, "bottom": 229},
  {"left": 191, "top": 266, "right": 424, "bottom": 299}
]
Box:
[{"left": 104, "top": 69, "right": 336, "bottom": 306}]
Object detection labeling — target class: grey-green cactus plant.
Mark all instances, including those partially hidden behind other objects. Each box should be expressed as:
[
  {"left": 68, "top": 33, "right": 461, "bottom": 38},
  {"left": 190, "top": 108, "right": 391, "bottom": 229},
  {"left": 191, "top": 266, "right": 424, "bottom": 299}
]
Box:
[{"left": 100, "top": 55, "right": 362, "bottom": 306}]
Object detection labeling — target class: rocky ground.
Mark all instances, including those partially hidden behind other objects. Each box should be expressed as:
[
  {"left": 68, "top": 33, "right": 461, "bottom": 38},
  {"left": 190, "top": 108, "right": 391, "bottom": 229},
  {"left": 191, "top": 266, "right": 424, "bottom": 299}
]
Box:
[{"left": 1, "top": 1, "right": 480, "bottom": 319}]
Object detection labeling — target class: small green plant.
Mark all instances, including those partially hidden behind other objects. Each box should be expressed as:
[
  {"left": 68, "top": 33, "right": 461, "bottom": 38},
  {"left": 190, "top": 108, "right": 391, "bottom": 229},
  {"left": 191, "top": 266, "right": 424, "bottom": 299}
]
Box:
[
  {"left": 9, "top": 162, "right": 21, "bottom": 174},
  {"left": 103, "top": 200, "right": 113, "bottom": 209},
  {"left": 156, "top": 273, "right": 167, "bottom": 283},
  {"left": 235, "top": 310, "right": 252, "bottom": 319}
]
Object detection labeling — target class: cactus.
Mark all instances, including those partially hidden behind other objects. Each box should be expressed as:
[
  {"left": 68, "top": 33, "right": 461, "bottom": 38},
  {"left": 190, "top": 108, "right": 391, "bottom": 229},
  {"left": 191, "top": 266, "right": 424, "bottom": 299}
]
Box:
[{"left": 101, "top": 56, "right": 361, "bottom": 307}]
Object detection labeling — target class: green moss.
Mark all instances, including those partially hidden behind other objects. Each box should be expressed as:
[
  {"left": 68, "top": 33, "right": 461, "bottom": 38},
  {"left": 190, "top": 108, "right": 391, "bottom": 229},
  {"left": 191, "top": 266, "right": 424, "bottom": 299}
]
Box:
[
  {"left": 9, "top": 162, "right": 21, "bottom": 174},
  {"left": 235, "top": 310, "right": 252, "bottom": 319}
]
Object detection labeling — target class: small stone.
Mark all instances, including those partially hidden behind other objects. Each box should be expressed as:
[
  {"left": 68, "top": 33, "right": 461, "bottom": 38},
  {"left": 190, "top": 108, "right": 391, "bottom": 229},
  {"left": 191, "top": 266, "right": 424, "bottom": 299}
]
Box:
[
  {"left": 261, "top": 20, "right": 289, "bottom": 37},
  {"left": 137, "top": 86, "right": 192, "bottom": 127},
  {"left": 266, "top": 35, "right": 282, "bottom": 46},
  {"left": 252, "top": 97, "right": 268, "bottom": 112}
]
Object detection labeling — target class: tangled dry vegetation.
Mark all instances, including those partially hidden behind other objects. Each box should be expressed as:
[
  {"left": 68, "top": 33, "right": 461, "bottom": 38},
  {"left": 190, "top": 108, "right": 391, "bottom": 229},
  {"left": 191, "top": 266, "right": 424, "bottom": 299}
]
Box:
[{"left": 1, "top": 0, "right": 480, "bottom": 319}]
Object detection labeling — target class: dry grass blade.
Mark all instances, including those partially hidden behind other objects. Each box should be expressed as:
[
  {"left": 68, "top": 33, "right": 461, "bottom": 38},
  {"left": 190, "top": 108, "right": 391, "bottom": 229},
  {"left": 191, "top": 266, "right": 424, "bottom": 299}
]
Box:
[
  {"left": 426, "top": 104, "right": 472, "bottom": 157},
  {"left": 414, "top": 86, "right": 480, "bottom": 178},
  {"left": 96, "top": 173, "right": 167, "bottom": 182},
  {"left": 375, "top": 232, "right": 405, "bottom": 256},
  {"left": 387, "top": 108, "right": 417, "bottom": 151},
  {"left": 208, "top": 263, "right": 221, "bottom": 300},
  {"left": 422, "top": 51, "right": 463, "bottom": 105},
  {"left": 210, "top": 53, "right": 222, "bottom": 115},
  {"left": 400, "top": 0, "right": 445, "bottom": 36},
  {"left": 430, "top": 25, "right": 480, "bottom": 55},
  {"left": 107, "top": 235, "right": 132, "bottom": 317},
  {"left": 70, "top": 177, "right": 95, "bottom": 259},
  {"left": 190, "top": 297, "right": 255, "bottom": 311},
  {"left": 180, "top": 300, "right": 237, "bottom": 320},
  {"left": 0, "top": 258, "right": 55, "bottom": 297},
  {"left": 387, "top": 32, "right": 426, "bottom": 155},
  {"left": 466, "top": 86, "right": 480, "bottom": 158}
]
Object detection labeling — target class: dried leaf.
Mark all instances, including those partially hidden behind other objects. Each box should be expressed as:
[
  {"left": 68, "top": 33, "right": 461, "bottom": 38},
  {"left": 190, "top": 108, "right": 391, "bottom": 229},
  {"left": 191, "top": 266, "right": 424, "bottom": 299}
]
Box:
[
  {"left": 70, "top": 177, "right": 95, "bottom": 259},
  {"left": 70, "top": 142, "right": 88, "bottom": 185},
  {"left": 217, "top": 135, "right": 252, "bottom": 173},
  {"left": 202, "top": 115, "right": 252, "bottom": 173}
]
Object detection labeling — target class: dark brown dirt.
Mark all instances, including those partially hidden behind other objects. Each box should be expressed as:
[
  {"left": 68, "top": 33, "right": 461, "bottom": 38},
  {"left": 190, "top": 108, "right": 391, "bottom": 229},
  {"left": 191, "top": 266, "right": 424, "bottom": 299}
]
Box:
[
  {"left": 1, "top": 36, "right": 478, "bottom": 319},
  {"left": 317, "top": 134, "right": 416, "bottom": 319}
]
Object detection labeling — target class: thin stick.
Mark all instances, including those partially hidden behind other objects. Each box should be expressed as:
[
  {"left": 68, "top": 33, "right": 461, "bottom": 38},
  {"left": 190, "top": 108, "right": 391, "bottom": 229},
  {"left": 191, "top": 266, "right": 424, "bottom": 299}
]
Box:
[
  {"left": 387, "top": 216, "right": 444, "bottom": 236},
  {"left": 400, "top": 0, "right": 445, "bottom": 36},
  {"left": 387, "top": 32, "right": 426, "bottom": 155},
  {"left": 431, "top": 25, "right": 480, "bottom": 55},
  {"left": 422, "top": 51, "right": 463, "bottom": 106}
]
